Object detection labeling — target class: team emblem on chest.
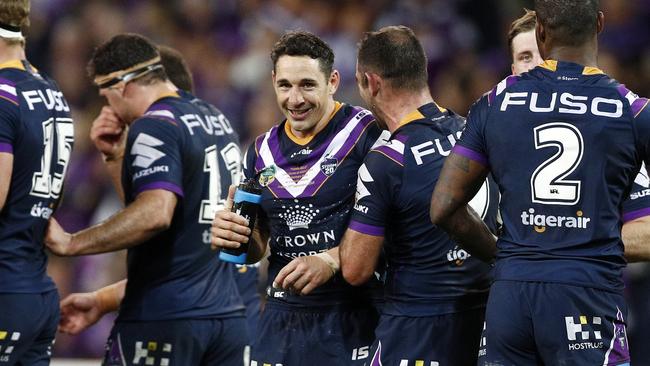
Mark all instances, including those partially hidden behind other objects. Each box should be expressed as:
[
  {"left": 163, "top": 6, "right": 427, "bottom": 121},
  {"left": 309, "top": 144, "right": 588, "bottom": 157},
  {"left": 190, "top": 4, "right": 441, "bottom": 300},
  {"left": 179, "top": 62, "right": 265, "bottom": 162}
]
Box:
[{"left": 320, "top": 156, "right": 339, "bottom": 176}]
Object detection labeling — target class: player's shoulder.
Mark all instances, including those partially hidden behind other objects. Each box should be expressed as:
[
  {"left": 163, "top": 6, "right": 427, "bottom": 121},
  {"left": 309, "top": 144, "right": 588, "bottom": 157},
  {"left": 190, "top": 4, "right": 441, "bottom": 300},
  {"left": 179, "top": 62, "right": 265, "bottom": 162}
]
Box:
[
  {"left": 337, "top": 103, "right": 376, "bottom": 130},
  {"left": 485, "top": 74, "right": 522, "bottom": 107},
  {"left": 367, "top": 133, "right": 408, "bottom": 168},
  {"left": 612, "top": 83, "right": 650, "bottom": 120},
  {"left": 0, "top": 65, "right": 60, "bottom": 108},
  {"left": 133, "top": 98, "right": 184, "bottom": 133}
]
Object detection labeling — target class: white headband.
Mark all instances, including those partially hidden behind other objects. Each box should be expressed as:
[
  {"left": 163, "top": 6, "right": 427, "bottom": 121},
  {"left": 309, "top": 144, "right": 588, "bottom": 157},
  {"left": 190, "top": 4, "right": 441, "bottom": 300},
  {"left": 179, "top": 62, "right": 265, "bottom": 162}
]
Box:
[{"left": 0, "top": 23, "right": 23, "bottom": 39}]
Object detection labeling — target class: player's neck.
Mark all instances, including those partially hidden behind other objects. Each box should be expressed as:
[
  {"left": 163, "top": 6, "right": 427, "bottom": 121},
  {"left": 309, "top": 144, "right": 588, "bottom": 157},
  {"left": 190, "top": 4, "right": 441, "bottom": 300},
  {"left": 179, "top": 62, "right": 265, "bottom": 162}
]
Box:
[
  {"left": 545, "top": 41, "right": 599, "bottom": 68},
  {"left": 0, "top": 43, "right": 26, "bottom": 64},
  {"left": 377, "top": 89, "right": 433, "bottom": 133}
]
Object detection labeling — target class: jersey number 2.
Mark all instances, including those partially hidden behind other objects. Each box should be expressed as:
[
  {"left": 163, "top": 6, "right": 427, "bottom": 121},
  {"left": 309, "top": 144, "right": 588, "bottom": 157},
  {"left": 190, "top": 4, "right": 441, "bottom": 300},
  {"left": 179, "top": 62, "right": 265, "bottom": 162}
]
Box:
[
  {"left": 31, "top": 117, "right": 74, "bottom": 199},
  {"left": 530, "top": 122, "right": 584, "bottom": 205}
]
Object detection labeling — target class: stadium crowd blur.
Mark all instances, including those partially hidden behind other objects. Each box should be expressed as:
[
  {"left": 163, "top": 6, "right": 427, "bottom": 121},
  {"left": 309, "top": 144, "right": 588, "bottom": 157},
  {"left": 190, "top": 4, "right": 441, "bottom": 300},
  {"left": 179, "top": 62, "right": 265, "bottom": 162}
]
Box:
[{"left": 26, "top": 0, "right": 650, "bottom": 360}]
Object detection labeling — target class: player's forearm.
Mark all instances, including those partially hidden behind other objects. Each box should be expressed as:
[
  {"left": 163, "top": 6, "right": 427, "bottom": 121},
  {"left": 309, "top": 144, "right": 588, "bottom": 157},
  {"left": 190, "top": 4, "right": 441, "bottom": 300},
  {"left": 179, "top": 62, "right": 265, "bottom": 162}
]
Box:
[
  {"left": 245, "top": 226, "right": 270, "bottom": 264},
  {"left": 438, "top": 205, "right": 497, "bottom": 264},
  {"left": 68, "top": 190, "right": 176, "bottom": 255},
  {"left": 95, "top": 279, "right": 127, "bottom": 313},
  {"left": 622, "top": 216, "right": 650, "bottom": 262},
  {"left": 339, "top": 230, "right": 382, "bottom": 286},
  {"left": 0, "top": 153, "right": 13, "bottom": 212},
  {"left": 103, "top": 157, "right": 125, "bottom": 203}
]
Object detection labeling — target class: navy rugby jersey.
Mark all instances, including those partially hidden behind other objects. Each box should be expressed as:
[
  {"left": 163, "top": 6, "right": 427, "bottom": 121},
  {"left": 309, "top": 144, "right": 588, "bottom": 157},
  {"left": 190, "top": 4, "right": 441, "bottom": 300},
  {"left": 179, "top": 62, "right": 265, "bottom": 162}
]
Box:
[
  {"left": 243, "top": 102, "right": 387, "bottom": 307},
  {"left": 349, "top": 103, "right": 498, "bottom": 316},
  {"left": 455, "top": 60, "right": 650, "bottom": 291},
  {"left": 119, "top": 92, "right": 244, "bottom": 320},
  {"left": 0, "top": 61, "right": 74, "bottom": 293},
  {"left": 622, "top": 163, "right": 650, "bottom": 223}
]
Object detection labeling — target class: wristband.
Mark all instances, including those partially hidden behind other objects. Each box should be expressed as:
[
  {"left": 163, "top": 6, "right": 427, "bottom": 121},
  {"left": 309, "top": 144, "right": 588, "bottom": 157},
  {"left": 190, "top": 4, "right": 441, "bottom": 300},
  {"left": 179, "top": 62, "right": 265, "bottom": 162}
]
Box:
[{"left": 315, "top": 251, "right": 340, "bottom": 276}]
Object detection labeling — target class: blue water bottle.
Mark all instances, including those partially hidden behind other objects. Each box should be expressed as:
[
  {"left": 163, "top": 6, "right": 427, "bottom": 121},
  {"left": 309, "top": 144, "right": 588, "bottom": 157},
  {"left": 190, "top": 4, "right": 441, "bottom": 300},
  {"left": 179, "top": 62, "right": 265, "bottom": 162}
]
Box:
[{"left": 219, "top": 179, "right": 262, "bottom": 264}]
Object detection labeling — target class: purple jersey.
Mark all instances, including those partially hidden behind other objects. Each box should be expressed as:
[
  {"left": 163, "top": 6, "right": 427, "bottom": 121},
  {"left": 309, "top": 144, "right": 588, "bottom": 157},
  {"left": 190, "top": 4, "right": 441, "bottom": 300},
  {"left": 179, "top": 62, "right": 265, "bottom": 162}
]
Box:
[
  {"left": 455, "top": 60, "right": 650, "bottom": 292},
  {"left": 243, "top": 102, "right": 387, "bottom": 307}
]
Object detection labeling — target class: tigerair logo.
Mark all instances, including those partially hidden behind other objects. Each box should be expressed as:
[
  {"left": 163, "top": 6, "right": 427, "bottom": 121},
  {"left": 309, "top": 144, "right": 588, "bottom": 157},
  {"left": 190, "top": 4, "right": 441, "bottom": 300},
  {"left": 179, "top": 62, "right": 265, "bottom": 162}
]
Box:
[
  {"left": 447, "top": 245, "right": 471, "bottom": 266},
  {"left": 521, "top": 208, "right": 591, "bottom": 233},
  {"left": 565, "top": 316, "right": 604, "bottom": 351},
  {"left": 278, "top": 202, "right": 319, "bottom": 230},
  {"left": 250, "top": 362, "right": 283, "bottom": 366}
]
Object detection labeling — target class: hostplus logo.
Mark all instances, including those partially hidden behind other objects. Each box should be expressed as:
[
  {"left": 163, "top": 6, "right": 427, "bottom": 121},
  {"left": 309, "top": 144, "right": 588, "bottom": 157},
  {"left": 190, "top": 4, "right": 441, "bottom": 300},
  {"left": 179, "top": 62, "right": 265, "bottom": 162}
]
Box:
[
  {"left": 0, "top": 331, "right": 21, "bottom": 362},
  {"left": 133, "top": 341, "right": 173, "bottom": 365},
  {"left": 278, "top": 201, "right": 319, "bottom": 230},
  {"left": 565, "top": 315, "right": 604, "bottom": 351}
]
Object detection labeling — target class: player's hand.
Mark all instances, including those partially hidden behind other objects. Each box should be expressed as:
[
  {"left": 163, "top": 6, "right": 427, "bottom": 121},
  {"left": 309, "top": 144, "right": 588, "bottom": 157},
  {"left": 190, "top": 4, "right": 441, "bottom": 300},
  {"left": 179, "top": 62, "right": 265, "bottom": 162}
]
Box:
[
  {"left": 273, "top": 254, "right": 335, "bottom": 296},
  {"left": 211, "top": 185, "right": 251, "bottom": 251},
  {"left": 58, "top": 292, "right": 103, "bottom": 335},
  {"left": 90, "top": 106, "right": 126, "bottom": 162},
  {"left": 45, "top": 217, "right": 75, "bottom": 256}
]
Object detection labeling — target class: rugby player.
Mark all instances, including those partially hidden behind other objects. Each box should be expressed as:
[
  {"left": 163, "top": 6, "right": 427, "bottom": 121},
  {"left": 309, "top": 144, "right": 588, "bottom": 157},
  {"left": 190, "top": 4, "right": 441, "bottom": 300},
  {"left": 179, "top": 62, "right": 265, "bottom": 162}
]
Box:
[
  {"left": 0, "top": 0, "right": 74, "bottom": 363},
  {"left": 212, "top": 31, "right": 387, "bottom": 365},
  {"left": 431, "top": 1, "right": 650, "bottom": 364},
  {"left": 338, "top": 25, "right": 499, "bottom": 366},
  {"left": 45, "top": 34, "right": 247, "bottom": 365}
]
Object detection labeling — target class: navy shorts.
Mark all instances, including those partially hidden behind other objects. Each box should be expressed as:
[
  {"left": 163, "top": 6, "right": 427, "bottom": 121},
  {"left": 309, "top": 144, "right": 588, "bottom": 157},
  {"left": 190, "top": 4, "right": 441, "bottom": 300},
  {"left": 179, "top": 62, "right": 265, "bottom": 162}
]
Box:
[
  {"left": 368, "top": 307, "right": 485, "bottom": 366},
  {"left": 251, "top": 303, "right": 379, "bottom": 366},
  {"left": 0, "top": 291, "right": 59, "bottom": 366},
  {"left": 479, "top": 280, "right": 630, "bottom": 366},
  {"left": 103, "top": 316, "right": 248, "bottom": 366}
]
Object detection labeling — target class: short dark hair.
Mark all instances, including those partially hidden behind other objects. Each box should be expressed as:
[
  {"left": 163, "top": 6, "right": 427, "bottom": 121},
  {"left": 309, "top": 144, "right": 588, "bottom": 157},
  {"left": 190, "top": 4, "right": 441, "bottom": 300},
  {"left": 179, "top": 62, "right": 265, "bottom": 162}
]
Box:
[
  {"left": 159, "top": 45, "right": 194, "bottom": 93},
  {"left": 270, "top": 30, "right": 334, "bottom": 78},
  {"left": 0, "top": 0, "right": 30, "bottom": 46},
  {"left": 88, "top": 33, "right": 167, "bottom": 84},
  {"left": 357, "top": 25, "right": 428, "bottom": 91},
  {"left": 535, "top": 0, "right": 600, "bottom": 47},
  {"left": 508, "top": 9, "right": 537, "bottom": 57}
]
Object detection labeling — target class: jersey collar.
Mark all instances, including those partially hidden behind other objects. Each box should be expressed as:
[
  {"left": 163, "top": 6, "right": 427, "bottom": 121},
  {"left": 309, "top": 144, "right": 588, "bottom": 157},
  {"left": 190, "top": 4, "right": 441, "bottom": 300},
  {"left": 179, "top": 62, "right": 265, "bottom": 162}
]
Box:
[{"left": 538, "top": 59, "right": 604, "bottom": 75}]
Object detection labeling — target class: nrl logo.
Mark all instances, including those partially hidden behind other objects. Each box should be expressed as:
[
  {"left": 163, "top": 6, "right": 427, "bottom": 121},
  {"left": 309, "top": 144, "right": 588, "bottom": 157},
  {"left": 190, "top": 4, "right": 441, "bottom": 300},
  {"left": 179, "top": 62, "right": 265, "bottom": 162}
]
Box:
[
  {"left": 320, "top": 156, "right": 338, "bottom": 176},
  {"left": 258, "top": 165, "right": 276, "bottom": 187}
]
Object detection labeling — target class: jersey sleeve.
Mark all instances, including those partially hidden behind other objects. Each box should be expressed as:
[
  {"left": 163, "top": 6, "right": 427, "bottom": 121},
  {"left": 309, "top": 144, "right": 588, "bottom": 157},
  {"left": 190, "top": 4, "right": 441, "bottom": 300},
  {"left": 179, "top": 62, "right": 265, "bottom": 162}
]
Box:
[
  {"left": 348, "top": 147, "right": 403, "bottom": 237},
  {"left": 124, "top": 117, "right": 184, "bottom": 198},
  {"left": 622, "top": 164, "right": 650, "bottom": 222},
  {"left": 453, "top": 95, "right": 490, "bottom": 167},
  {"left": 633, "top": 96, "right": 650, "bottom": 169},
  {"left": 242, "top": 136, "right": 261, "bottom": 181},
  {"left": 0, "top": 96, "right": 20, "bottom": 153}
]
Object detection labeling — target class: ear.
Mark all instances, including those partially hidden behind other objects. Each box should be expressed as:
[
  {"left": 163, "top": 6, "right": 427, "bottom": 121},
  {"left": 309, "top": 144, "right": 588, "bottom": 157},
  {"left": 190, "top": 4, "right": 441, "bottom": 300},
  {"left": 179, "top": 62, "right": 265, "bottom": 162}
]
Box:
[
  {"left": 272, "top": 70, "right": 276, "bottom": 84},
  {"left": 511, "top": 64, "right": 516, "bottom": 75},
  {"left": 596, "top": 11, "right": 604, "bottom": 34},
  {"left": 328, "top": 70, "right": 340, "bottom": 95},
  {"left": 366, "top": 72, "right": 381, "bottom": 98}
]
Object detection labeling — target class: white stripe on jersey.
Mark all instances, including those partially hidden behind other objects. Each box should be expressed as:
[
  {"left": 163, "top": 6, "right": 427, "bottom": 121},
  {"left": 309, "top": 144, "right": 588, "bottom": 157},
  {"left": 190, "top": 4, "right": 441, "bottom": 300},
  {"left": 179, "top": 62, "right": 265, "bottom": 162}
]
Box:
[
  {"left": 0, "top": 84, "right": 17, "bottom": 96},
  {"left": 145, "top": 109, "right": 175, "bottom": 119},
  {"left": 258, "top": 109, "right": 371, "bottom": 198}
]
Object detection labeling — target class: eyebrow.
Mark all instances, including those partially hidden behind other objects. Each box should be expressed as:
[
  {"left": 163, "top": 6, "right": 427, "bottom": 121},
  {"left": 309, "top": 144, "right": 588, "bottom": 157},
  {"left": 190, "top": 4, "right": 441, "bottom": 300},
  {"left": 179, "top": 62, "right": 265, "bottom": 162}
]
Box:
[{"left": 276, "top": 78, "right": 319, "bottom": 84}]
